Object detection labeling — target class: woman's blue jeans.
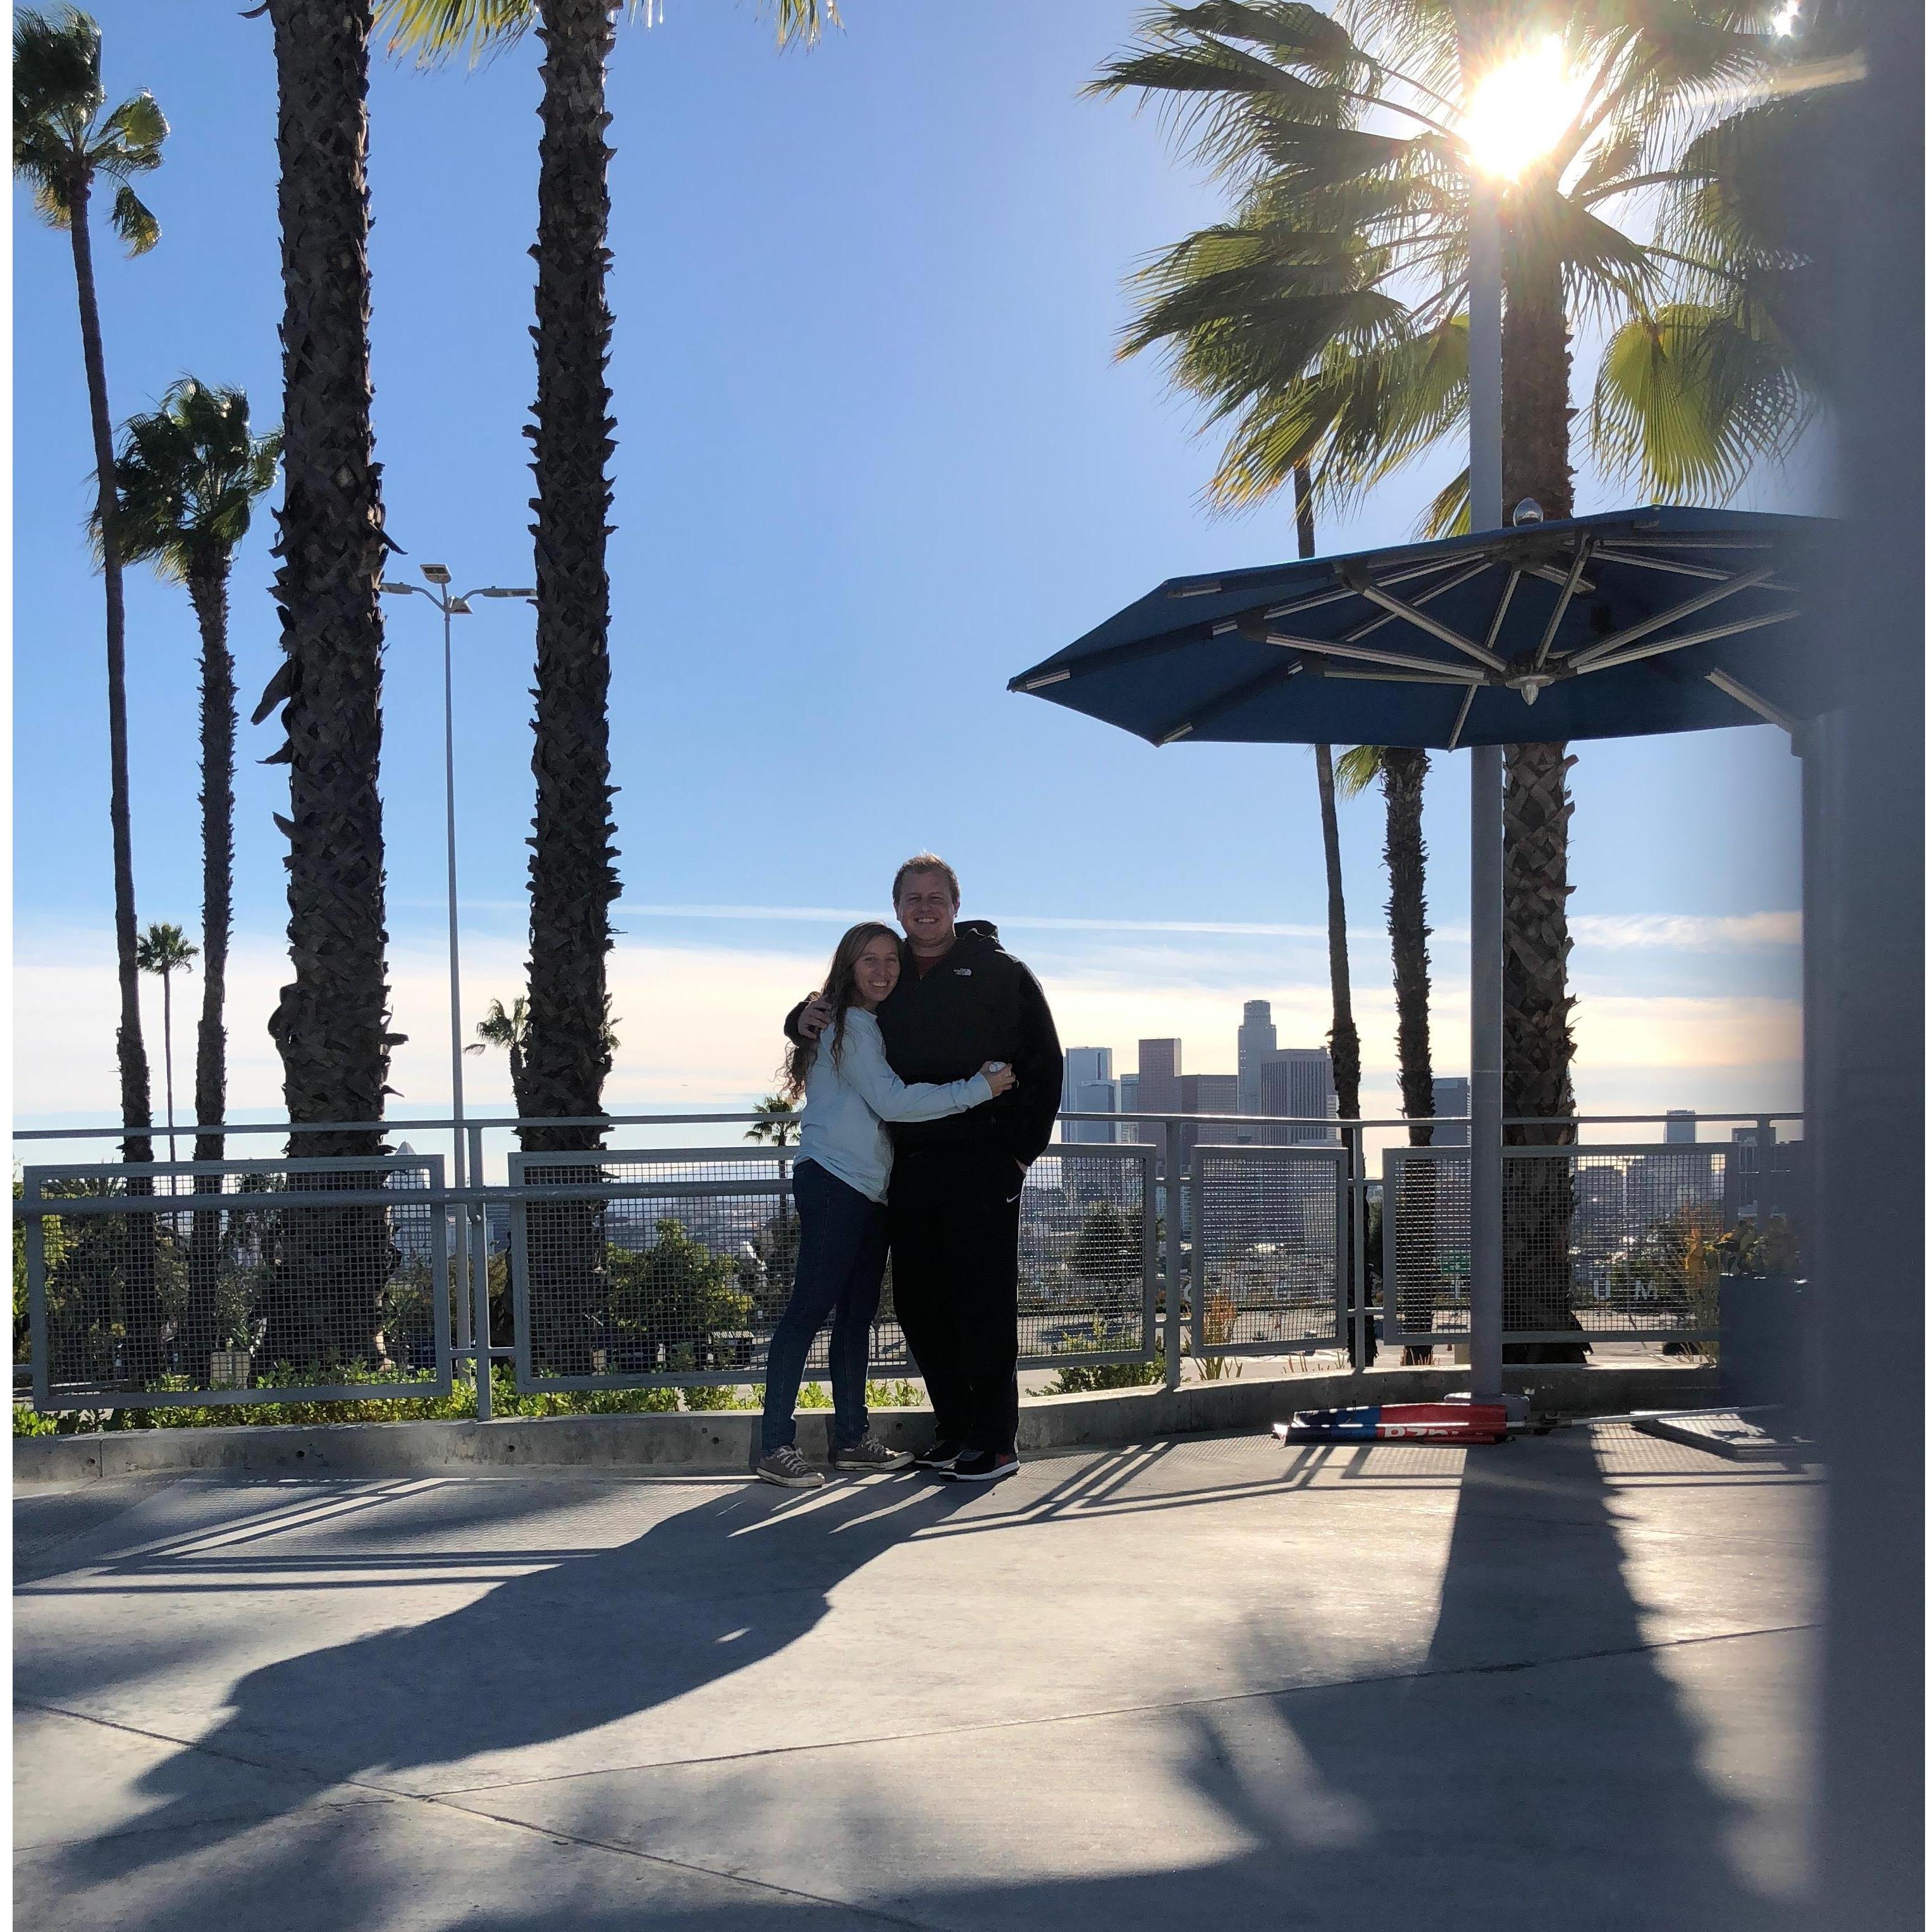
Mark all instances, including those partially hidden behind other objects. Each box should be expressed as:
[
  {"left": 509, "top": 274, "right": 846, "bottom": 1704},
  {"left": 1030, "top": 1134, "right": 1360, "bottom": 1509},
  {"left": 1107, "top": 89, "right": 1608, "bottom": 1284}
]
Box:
[{"left": 760, "top": 1159, "right": 888, "bottom": 1454}]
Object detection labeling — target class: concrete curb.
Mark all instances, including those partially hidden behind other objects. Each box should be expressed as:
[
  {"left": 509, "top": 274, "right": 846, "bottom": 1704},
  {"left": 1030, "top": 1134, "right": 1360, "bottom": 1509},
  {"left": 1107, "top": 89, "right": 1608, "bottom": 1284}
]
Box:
[{"left": 15, "top": 1363, "right": 1714, "bottom": 1485}]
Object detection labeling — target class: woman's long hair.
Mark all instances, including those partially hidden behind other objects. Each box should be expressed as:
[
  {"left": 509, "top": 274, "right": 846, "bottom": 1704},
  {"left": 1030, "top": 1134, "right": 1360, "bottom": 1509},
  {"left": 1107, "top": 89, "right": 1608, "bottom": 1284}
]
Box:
[{"left": 781, "top": 921, "right": 901, "bottom": 1105}]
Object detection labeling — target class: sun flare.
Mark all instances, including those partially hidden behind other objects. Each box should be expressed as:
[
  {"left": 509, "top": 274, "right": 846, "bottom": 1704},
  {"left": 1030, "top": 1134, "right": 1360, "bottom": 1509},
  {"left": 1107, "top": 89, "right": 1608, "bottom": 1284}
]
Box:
[{"left": 1461, "top": 35, "right": 1585, "bottom": 180}]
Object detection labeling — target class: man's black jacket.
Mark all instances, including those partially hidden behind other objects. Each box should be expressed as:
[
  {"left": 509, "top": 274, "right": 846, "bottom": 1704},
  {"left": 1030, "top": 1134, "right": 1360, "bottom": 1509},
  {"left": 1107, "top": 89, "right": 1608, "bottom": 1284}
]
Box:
[{"left": 786, "top": 921, "right": 1064, "bottom": 1166}]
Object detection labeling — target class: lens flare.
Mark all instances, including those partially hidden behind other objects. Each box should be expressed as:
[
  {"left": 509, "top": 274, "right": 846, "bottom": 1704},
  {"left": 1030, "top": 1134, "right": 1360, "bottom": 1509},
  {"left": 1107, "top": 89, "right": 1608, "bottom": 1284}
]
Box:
[{"left": 1461, "top": 36, "right": 1585, "bottom": 179}]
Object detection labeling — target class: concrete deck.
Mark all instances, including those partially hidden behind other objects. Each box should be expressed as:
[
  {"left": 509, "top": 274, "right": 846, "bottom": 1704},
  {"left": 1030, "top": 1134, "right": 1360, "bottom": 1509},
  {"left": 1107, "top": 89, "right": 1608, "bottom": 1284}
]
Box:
[{"left": 15, "top": 1423, "right": 1818, "bottom": 1929}]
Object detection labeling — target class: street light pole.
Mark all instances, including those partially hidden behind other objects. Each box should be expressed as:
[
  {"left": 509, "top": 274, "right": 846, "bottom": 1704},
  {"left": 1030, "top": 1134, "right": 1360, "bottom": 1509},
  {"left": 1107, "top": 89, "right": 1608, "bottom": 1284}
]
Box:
[
  {"left": 379, "top": 567, "right": 534, "bottom": 1398},
  {"left": 1466, "top": 179, "right": 1506, "bottom": 1408}
]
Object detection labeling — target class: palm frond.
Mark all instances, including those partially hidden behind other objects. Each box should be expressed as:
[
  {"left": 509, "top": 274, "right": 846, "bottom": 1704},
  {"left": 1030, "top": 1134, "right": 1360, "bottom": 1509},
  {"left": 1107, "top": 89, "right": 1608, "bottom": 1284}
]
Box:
[
  {"left": 1418, "top": 467, "right": 1468, "bottom": 538},
  {"left": 109, "top": 182, "right": 159, "bottom": 254},
  {"left": 1332, "top": 742, "right": 1384, "bottom": 797},
  {"left": 1589, "top": 298, "right": 1810, "bottom": 501}
]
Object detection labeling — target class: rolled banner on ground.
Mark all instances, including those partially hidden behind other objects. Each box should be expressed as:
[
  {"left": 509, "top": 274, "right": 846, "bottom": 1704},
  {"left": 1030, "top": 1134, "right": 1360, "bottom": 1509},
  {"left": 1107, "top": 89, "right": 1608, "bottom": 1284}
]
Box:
[{"left": 1273, "top": 1403, "right": 1512, "bottom": 1446}]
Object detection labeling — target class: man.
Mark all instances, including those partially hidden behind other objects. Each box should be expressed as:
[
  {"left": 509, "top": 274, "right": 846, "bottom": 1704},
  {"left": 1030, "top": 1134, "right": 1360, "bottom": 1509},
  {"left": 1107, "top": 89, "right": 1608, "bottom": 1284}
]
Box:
[{"left": 789, "top": 854, "right": 1062, "bottom": 1482}]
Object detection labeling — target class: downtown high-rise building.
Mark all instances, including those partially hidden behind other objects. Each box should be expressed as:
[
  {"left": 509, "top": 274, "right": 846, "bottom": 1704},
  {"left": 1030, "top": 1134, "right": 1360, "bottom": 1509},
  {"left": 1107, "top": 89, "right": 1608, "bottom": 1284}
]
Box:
[
  {"left": 1665, "top": 1109, "right": 1698, "bottom": 1145},
  {"left": 1430, "top": 1075, "right": 1470, "bottom": 1147},
  {"left": 1257, "top": 1048, "right": 1339, "bottom": 1144},
  {"left": 1134, "top": 1039, "right": 1181, "bottom": 1146},
  {"left": 1061, "top": 1048, "right": 1117, "bottom": 1144},
  {"left": 1236, "top": 1000, "right": 1278, "bottom": 1116}
]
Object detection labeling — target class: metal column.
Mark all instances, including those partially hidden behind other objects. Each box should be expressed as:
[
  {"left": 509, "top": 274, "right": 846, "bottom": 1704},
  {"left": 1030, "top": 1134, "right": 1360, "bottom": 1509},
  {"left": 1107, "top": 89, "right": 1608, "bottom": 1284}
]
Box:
[{"left": 1466, "top": 176, "right": 1506, "bottom": 1404}]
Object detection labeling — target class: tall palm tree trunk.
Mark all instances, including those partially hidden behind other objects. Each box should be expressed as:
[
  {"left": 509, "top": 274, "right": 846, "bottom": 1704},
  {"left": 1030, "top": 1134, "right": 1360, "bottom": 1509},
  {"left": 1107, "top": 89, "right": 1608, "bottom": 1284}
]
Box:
[
  {"left": 66, "top": 171, "right": 154, "bottom": 1171},
  {"left": 1501, "top": 233, "right": 1585, "bottom": 1361},
  {"left": 66, "top": 163, "right": 161, "bottom": 1374},
  {"left": 159, "top": 967, "right": 176, "bottom": 1160},
  {"left": 519, "top": 0, "right": 622, "bottom": 1377},
  {"left": 523, "top": 0, "right": 621, "bottom": 1157},
  {"left": 263, "top": 0, "right": 395, "bottom": 1369},
  {"left": 1298, "top": 465, "right": 1360, "bottom": 1123},
  {"left": 1382, "top": 747, "right": 1437, "bottom": 1357},
  {"left": 185, "top": 562, "right": 235, "bottom": 1364}
]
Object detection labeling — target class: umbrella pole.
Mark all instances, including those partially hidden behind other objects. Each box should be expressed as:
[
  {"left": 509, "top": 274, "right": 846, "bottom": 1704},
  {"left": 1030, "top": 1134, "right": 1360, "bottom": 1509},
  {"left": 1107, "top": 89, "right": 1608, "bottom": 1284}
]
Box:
[
  {"left": 1469, "top": 744, "right": 1504, "bottom": 1403},
  {"left": 1467, "top": 177, "right": 1506, "bottom": 1406}
]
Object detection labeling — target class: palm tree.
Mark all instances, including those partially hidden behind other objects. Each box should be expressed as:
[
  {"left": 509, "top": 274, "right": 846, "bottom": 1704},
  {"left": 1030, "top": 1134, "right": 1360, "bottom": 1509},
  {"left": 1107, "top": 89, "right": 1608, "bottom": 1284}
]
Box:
[
  {"left": 744, "top": 1093, "right": 801, "bottom": 1151},
  {"left": 465, "top": 995, "right": 534, "bottom": 1118},
  {"left": 253, "top": 0, "right": 396, "bottom": 1167},
  {"left": 14, "top": 6, "right": 166, "bottom": 1169},
  {"left": 250, "top": 0, "right": 397, "bottom": 1369},
  {"left": 1336, "top": 742, "right": 1437, "bottom": 1363},
  {"left": 1295, "top": 462, "right": 1361, "bottom": 1126},
  {"left": 378, "top": 0, "right": 838, "bottom": 1157},
  {"left": 102, "top": 379, "right": 281, "bottom": 1172},
  {"left": 135, "top": 923, "right": 197, "bottom": 1163},
  {"left": 1093, "top": 0, "right": 1818, "bottom": 1173}
]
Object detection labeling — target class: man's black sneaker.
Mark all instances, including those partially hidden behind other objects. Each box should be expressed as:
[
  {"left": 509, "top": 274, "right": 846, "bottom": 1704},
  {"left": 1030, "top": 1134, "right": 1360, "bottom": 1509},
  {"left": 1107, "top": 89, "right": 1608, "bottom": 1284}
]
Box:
[
  {"left": 911, "top": 1439, "right": 964, "bottom": 1471},
  {"left": 944, "top": 1450, "right": 1019, "bottom": 1483}
]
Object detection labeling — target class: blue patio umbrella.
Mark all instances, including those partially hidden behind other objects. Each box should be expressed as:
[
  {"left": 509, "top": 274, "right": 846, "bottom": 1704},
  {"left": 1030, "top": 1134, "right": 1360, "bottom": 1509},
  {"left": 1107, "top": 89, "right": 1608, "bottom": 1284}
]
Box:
[
  {"left": 1010, "top": 505, "right": 1828, "bottom": 1400},
  {"left": 1009, "top": 507, "right": 1822, "bottom": 749}
]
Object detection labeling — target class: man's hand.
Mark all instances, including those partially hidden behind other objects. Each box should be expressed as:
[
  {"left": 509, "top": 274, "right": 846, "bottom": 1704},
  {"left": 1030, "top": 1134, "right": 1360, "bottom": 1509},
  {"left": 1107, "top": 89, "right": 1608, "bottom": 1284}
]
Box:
[{"left": 797, "top": 994, "right": 832, "bottom": 1041}]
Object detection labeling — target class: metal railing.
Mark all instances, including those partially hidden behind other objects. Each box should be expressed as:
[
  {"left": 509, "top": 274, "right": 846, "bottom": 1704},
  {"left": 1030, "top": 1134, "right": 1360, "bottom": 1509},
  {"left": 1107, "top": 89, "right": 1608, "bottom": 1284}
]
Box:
[{"left": 13, "top": 1107, "right": 1803, "bottom": 1414}]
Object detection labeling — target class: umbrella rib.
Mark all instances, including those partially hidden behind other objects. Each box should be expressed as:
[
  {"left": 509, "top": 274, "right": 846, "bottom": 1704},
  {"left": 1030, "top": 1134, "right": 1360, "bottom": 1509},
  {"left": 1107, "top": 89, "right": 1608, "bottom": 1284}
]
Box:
[
  {"left": 1533, "top": 539, "right": 1593, "bottom": 669},
  {"left": 1483, "top": 569, "right": 1522, "bottom": 654},
  {"left": 1253, "top": 552, "right": 1480, "bottom": 628},
  {"left": 1595, "top": 546, "right": 1797, "bottom": 593},
  {"left": 1345, "top": 574, "right": 1508, "bottom": 672},
  {"left": 1255, "top": 627, "right": 1486, "bottom": 680},
  {"left": 1573, "top": 605, "right": 1800, "bottom": 674},
  {"left": 1341, "top": 558, "right": 1497, "bottom": 644},
  {"left": 1566, "top": 563, "right": 1780, "bottom": 669},
  {"left": 1447, "top": 685, "right": 1478, "bottom": 751},
  {"left": 1153, "top": 662, "right": 1303, "bottom": 745},
  {"left": 1706, "top": 668, "right": 1799, "bottom": 734}
]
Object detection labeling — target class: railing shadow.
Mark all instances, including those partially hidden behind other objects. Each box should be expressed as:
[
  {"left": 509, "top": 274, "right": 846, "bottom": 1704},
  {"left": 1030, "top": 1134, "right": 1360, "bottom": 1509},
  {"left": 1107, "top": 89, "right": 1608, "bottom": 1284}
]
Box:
[{"left": 37, "top": 1472, "right": 975, "bottom": 1916}]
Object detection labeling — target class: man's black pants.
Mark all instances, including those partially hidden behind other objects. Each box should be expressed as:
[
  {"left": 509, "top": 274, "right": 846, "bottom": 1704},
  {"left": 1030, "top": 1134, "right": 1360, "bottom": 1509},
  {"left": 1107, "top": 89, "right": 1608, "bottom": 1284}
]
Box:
[{"left": 887, "top": 1144, "right": 1022, "bottom": 1456}]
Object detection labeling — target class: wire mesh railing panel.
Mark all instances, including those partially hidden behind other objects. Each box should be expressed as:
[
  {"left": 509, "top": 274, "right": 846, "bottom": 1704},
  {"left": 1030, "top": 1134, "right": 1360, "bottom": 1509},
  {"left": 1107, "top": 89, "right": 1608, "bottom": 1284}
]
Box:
[
  {"left": 22, "top": 1158, "right": 449, "bottom": 1408},
  {"left": 508, "top": 1145, "right": 1159, "bottom": 1391},
  {"left": 1017, "top": 1148, "right": 1155, "bottom": 1366},
  {"left": 1381, "top": 1144, "right": 1735, "bottom": 1344},
  {"left": 1381, "top": 1150, "right": 1473, "bottom": 1344},
  {"left": 1513, "top": 1147, "right": 1730, "bottom": 1341},
  {"left": 1190, "top": 1146, "right": 1346, "bottom": 1354}
]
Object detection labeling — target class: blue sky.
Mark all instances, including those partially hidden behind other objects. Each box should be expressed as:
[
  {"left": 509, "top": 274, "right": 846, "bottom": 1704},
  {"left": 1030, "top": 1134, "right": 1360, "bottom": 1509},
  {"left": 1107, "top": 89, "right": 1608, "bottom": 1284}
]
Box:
[{"left": 13, "top": 0, "right": 1808, "bottom": 1143}]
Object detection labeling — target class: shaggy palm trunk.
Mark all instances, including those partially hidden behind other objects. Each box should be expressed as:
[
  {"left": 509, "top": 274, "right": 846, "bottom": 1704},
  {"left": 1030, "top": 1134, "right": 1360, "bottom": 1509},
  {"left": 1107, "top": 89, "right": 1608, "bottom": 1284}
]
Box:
[
  {"left": 521, "top": 0, "right": 623, "bottom": 1374},
  {"left": 1501, "top": 231, "right": 1585, "bottom": 1361},
  {"left": 184, "top": 562, "right": 235, "bottom": 1367},
  {"left": 263, "top": 0, "right": 396, "bottom": 1370},
  {"left": 1382, "top": 748, "right": 1438, "bottom": 1357},
  {"left": 67, "top": 165, "right": 161, "bottom": 1374},
  {"left": 1298, "top": 461, "right": 1367, "bottom": 1363},
  {"left": 1298, "top": 467, "right": 1360, "bottom": 1123}
]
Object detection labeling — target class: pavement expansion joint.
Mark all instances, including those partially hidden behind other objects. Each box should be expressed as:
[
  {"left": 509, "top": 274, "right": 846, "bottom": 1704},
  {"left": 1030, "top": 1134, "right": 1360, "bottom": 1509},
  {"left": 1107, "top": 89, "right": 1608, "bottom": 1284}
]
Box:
[
  {"left": 11, "top": 1696, "right": 949, "bottom": 1931},
  {"left": 419, "top": 1617, "right": 1823, "bottom": 1798}
]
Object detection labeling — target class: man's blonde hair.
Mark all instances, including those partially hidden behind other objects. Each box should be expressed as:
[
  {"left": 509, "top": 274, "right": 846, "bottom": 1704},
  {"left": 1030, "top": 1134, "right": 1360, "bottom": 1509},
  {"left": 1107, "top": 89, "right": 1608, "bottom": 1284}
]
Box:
[{"left": 892, "top": 852, "right": 960, "bottom": 907}]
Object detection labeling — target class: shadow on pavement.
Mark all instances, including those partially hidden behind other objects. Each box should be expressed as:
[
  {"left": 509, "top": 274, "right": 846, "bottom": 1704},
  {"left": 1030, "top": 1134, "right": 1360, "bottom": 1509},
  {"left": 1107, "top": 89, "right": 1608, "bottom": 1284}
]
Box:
[
  {"left": 37, "top": 1472, "right": 974, "bottom": 1924},
  {"left": 28, "top": 1437, "right": 1808, "bottom": 1931}
]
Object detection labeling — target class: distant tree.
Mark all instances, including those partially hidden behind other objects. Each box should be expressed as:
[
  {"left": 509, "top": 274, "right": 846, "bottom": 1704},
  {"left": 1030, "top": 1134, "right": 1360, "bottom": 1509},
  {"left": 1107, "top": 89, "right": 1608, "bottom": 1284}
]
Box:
[
  {"left": 15, "top": 5, "right": 166, "bottom": 1167},
  {"left": 608, "top": 1219, "right": 754, "bottom": 1370},
  {"left": 104, "top": 379, "right": 280, "bottom": 1171},
  {"left": 135, "top": 923, "right": 197, "bottom": 1164}
]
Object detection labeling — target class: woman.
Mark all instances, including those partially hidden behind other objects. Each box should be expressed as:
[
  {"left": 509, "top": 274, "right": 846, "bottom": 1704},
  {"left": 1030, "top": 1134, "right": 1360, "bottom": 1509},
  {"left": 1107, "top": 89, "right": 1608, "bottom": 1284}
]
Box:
[{"left": 756, "top": 921, "right": 1015, "bottom": 1489}]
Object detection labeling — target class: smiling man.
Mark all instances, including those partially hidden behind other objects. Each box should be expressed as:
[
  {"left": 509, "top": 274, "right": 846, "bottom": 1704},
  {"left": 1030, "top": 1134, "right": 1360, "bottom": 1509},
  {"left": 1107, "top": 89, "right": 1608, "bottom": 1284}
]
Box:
[{"left": 788, "top": 854, "right": 1063, "bottom": 1482}]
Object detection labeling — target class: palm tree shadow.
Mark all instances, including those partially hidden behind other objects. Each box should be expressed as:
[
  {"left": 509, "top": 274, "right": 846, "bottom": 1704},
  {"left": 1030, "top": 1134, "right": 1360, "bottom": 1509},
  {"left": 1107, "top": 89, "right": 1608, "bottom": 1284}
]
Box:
[
  {"left": 1049, "top": 1434, "right": 1812, "bottom": 1928},
  {"left": 58, "top": 1474, "right": 973, "bottom": 1898}
]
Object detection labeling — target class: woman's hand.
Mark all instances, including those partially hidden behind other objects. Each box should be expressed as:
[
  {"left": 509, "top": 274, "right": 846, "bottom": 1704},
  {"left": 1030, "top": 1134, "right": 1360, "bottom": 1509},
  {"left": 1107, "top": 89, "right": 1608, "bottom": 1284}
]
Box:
[{"left": 978, "top": 1061, "right": 1018, "bottom": 1097}]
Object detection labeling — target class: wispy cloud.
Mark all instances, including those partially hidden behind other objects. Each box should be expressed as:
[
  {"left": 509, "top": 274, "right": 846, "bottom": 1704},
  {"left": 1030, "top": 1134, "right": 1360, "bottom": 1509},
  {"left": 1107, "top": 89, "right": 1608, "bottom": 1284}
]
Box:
[{"left": 16, "top": 922, "right": 1799, "bottom": 1131}]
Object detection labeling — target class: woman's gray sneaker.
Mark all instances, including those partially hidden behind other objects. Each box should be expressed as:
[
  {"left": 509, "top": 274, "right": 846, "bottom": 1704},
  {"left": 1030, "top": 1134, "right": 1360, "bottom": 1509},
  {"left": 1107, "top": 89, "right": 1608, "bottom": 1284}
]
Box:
[
  {"left": 828, "top": 1435, "right": 913, "bottom": 1472},
  {"left": 756, "top": 1445, "right": 825, "bottom": 1490}
]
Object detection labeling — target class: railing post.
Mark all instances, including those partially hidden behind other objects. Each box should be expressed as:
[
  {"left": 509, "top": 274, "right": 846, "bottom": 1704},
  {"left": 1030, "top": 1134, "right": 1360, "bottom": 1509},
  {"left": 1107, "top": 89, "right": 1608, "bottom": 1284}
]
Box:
[
  {"left": 1348, "top": 1123, "right": 1369, "bottom": 1371},
  {"left": 1162, "top": 1117, "right": 1185, "bottom": 1391},
  {"left": 469, "top": 1123, "right": 493, "bottom": 1423},
  {"left": 1756, "top": 1114, "right": 1777, "bottom": 1224}
]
